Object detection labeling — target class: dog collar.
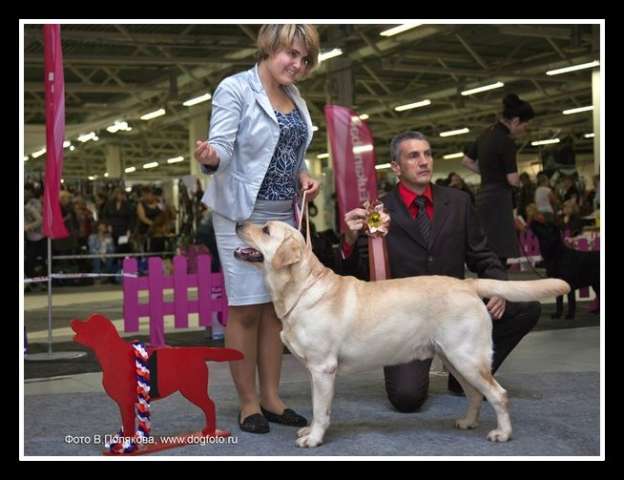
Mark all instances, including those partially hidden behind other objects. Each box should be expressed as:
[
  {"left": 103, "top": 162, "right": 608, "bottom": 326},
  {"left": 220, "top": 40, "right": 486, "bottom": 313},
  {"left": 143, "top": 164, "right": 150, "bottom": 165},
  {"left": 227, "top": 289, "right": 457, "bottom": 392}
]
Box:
[{"left": 279, "top": 265, "right": 327, "bottom": 320}]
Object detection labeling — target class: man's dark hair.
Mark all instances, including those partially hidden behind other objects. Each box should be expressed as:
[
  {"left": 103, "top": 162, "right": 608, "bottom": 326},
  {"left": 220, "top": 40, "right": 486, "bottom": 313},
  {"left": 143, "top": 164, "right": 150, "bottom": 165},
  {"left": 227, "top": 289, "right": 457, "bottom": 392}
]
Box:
[{"left": 390, "top": 131, "right": 429, "bottom": 163}]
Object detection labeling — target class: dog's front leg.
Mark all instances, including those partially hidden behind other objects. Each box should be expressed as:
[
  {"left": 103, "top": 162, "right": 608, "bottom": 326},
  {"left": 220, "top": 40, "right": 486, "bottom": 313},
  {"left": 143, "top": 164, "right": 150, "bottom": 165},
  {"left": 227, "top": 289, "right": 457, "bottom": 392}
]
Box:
[{"left": 297, "top": 364, "right": 336, "bottom": 448}]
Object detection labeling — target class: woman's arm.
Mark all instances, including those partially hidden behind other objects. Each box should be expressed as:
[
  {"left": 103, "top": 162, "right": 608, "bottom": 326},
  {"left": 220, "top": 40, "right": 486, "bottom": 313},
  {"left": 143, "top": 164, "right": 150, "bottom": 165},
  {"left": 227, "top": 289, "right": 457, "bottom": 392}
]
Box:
[
  {"left": 462, "top": 155, "right": 480, "bottom": 174},
  {"left": 200, "top": 77, "right": 244, "bottom": 174}
]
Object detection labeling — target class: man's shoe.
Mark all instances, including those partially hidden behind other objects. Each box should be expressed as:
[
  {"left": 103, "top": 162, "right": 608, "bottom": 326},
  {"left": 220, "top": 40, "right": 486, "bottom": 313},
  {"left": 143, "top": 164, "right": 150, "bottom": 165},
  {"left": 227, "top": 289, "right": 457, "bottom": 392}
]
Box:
[
  {"left": 238, "top": 411, "right": 270, "bottom": 434},
  {"left": 260, "top": 406, "right": 308, "bottom": 427}
]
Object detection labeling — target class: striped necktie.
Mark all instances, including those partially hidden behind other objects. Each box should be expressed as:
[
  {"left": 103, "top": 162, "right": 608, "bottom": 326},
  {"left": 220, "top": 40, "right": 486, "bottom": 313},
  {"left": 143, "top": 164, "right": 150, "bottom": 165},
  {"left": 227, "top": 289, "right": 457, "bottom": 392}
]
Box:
[{"left": 414, "top": 196, "right": 431, "bottom": 245}]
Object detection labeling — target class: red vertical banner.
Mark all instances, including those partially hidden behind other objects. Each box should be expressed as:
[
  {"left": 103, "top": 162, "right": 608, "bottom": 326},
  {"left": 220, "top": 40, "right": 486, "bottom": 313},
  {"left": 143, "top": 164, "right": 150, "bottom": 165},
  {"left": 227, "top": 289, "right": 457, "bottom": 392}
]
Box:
[
  {"left": 324, "top": 105, "right": 378, "bottom": 234},
  {"left": 42, "top": 24, "right": 68, "bottom": 239}
]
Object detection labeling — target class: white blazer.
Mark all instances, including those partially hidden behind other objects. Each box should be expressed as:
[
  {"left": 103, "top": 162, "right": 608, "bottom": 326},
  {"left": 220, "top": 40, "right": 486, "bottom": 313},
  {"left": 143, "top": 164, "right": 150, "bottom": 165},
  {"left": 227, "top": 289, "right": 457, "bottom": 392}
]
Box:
[{"left": 200, "top": 64, "right": 314, "bottom": 222}]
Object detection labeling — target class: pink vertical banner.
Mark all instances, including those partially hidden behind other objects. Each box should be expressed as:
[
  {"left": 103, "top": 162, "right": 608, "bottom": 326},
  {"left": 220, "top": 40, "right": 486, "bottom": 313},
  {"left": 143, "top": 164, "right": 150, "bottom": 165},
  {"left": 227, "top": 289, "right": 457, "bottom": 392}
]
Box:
[
  {"left": 42, "top": 24, "right": 69, "bottom": 239},
  {"left": 325, "top": 105, "right": 389, "bottom": 280},
  {"left": 324, "top": 105, "right": 378, "bottom": 234}
]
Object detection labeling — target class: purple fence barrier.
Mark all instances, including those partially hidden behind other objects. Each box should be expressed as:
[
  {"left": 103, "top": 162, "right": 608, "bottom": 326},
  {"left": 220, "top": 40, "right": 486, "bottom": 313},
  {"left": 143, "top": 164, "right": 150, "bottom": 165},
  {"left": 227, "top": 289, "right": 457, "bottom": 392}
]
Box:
[
  {"left": 510, "top": 229, "right": 542, "bottom": 271},
  {"left": 122, "top": 255, "right": 228, "bottom": 347},
  {"left": 518, "top": 229, "right": 541, "bottom": 257}
]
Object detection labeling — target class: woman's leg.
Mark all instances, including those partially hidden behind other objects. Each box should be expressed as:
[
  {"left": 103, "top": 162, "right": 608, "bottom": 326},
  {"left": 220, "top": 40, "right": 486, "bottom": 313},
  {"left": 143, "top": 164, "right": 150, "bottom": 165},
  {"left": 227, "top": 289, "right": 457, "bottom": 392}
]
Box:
[
  {"left": 257, "top": 302, "right": 287, "bottom": 413},
  {"left": 225, "top": 304, "right": 263, "bottom": 421}
]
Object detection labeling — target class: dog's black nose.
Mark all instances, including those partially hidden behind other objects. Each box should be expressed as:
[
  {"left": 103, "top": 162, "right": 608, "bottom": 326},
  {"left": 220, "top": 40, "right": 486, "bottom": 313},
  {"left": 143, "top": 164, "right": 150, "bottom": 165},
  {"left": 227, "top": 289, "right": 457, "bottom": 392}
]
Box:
[{"left": 235, "top": 223, "right": 244, "bottom": 231}]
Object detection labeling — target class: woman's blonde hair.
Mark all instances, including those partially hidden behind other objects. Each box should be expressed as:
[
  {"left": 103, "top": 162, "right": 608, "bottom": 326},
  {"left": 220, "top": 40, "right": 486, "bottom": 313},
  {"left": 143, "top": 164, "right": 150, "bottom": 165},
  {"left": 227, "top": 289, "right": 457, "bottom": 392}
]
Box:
[{"left": 256, "top": 24, "right": 320, "bottom": 72}]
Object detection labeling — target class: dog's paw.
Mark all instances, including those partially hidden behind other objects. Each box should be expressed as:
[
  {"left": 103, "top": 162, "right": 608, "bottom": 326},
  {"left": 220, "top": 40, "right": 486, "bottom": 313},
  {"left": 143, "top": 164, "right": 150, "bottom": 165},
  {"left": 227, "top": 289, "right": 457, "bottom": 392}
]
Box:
[
  {"left": 296, "top": 433, "right": 323, "bottom": 448},
  {"left": 487, "top": 429, "right": 511, "bottom": 442},
  {"left": 455, "top": 418, "right": 479, "bottom": 430},
  {"left": 297, "top": 426, "right": 312, "bottom": 438}
]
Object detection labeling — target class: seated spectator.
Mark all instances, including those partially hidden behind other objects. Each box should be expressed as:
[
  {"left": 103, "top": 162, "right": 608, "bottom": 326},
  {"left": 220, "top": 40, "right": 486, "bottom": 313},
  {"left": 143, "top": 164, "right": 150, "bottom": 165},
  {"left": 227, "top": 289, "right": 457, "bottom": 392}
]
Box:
[{"left": 88, "top": 222, "right": 115, "bottom": 282}]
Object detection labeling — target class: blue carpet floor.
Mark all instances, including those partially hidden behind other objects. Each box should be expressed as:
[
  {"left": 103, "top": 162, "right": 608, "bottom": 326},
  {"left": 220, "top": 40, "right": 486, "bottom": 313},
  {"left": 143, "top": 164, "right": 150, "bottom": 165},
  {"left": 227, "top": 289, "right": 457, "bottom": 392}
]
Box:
[{"left": 23, "top": 370, "right": 599, "bottom": 457}]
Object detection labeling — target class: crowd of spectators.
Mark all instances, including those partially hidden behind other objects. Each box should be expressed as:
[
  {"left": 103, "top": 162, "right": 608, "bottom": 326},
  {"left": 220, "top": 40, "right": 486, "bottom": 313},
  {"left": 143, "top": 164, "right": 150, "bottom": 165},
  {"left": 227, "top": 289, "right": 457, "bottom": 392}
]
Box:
[{"left": 24, "top": 181, "right": 178, "bottom": 289}]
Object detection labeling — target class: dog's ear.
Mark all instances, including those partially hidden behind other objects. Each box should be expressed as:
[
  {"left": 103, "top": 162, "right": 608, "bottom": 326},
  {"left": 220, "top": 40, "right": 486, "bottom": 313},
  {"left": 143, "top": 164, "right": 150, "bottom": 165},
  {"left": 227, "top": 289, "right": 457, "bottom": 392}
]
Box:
[{"left": 271, "top": 236, "right": 303, "bottom": 270}]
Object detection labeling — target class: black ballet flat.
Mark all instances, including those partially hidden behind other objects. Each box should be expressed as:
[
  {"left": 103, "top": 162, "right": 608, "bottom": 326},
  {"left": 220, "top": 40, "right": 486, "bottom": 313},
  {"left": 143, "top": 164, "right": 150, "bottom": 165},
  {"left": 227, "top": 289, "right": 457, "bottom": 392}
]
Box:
[
  {"left": 239, "top": 411, "right": 270, "bottom": 434},
  {"left": 260, "top": 406, "right": 308, "bottom": 427}
]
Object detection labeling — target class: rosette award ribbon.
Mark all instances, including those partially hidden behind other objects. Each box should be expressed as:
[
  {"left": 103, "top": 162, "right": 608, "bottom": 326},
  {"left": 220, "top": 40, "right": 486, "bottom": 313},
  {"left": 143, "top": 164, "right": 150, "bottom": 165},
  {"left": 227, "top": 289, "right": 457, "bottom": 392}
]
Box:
[{"left": 362, "top": 200, "right": 391, "bottom": 281}]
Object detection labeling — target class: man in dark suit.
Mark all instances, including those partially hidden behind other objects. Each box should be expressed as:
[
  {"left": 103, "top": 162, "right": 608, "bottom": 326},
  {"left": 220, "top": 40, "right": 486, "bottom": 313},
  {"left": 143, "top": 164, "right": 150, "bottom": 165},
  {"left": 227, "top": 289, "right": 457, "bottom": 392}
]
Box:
[{"left": 340, "top": 131, "right": 541, "bottom": 412}]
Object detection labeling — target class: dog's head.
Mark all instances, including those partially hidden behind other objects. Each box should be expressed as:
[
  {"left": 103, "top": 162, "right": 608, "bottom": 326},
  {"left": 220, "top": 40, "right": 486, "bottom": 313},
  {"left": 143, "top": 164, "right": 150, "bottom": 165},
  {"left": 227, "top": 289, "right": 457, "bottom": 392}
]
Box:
[
  {"left": 71, "top": 314, "right": 119, "bottom": 349},
  {"left": 234, "top": 221, "right": 305, "bottom": 271}
]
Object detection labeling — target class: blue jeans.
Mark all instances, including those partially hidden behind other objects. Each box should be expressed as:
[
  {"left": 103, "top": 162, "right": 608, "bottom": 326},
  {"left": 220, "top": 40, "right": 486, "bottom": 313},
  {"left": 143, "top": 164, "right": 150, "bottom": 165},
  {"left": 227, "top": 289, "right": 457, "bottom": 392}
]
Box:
[{"left": 92, "top": 258, "right": 113, "bottom": 275}]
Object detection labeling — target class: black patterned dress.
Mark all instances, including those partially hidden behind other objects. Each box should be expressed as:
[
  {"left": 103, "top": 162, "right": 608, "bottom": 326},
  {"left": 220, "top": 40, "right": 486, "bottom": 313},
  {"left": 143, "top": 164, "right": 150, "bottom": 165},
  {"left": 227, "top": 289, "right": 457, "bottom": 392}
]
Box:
[{"left": 257, "top": 108, "right": 308, "bottom": 201}]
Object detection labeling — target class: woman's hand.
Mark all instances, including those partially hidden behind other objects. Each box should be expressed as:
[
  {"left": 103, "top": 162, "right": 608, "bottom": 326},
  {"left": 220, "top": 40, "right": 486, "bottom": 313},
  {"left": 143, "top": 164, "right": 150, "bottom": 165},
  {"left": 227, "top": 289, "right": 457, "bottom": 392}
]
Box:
[
  {"left": 299, "top": 173, "right": 320, "bottom": 201},
  {"left": 194, "top": 140, "right": 220, "bottom": 168}
]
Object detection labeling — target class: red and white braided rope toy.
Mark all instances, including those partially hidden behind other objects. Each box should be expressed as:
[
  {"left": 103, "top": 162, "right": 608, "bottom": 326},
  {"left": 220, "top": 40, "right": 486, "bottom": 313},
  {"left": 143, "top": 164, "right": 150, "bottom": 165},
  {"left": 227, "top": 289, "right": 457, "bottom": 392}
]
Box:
[{"left": 106, "top": 341, "right": 151, "bottom": 454}]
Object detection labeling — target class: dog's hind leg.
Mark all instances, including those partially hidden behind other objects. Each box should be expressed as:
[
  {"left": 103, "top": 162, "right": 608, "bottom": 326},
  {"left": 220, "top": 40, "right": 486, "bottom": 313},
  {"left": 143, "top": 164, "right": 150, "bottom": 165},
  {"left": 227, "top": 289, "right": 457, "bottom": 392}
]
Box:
[
  {"left": 296, "top": 362, "right": 336, "bottom": 448},
  {"left": 441, "top": 351, "right": 511, "bottom": 442},
  {"left": 437, "top": 352, "right": 482, "bottom": 430}
]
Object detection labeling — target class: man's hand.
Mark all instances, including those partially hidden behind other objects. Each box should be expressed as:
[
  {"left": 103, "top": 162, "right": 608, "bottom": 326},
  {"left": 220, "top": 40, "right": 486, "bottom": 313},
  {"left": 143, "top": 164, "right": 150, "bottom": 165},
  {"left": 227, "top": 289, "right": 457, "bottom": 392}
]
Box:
[
  {"left": 299, "top": 173, "right": 320, "bottom": 201},
  {"left": 487, "top": 296, "right": 506, "bottom": 320},
  {"left": 194, "top": 140, "right": 220, "bottom": 168},
  {"left": 343, "top": 208, "right": 369, "bottom": 246}
]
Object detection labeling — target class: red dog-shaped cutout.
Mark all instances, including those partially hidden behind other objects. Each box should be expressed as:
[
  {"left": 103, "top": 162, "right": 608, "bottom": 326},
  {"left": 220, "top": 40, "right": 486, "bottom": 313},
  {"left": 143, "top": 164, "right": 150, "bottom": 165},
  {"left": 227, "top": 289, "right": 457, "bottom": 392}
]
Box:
[{"left": 71, "top": 314, "right": 243, "bottom": 438}]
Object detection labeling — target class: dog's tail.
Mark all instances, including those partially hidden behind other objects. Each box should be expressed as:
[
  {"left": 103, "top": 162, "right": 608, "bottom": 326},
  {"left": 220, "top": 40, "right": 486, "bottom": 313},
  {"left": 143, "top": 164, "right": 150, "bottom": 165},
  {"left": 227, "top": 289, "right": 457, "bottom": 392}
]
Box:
[
  {"left": 468, "top": 278, "right": 570, "bottom": 302},
  {"left": 198, "top": 347, "right": 244, "bottom": 363}
]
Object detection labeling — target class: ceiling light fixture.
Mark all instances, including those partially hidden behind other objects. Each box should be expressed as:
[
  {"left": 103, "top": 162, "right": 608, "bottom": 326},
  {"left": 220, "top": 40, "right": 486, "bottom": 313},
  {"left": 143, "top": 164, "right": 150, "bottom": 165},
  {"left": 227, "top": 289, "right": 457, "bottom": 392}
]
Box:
[
  {"left": 395, "top": 99, "right": 431, "bottom": 112},
  {"left": 140, "top": 108, "right": 166, "bottom": 121},
  {"left": 183, "top": 93, "right": 212, "bottom": 107},
  {"left": 461, "top": 82, "right": 504, "bottom": 96},
  {"left": 546, "top": 60, "right": 600, "bottom": 76},
  {"left": 380, "top": 24, "right": 422, "bottom": 37}
]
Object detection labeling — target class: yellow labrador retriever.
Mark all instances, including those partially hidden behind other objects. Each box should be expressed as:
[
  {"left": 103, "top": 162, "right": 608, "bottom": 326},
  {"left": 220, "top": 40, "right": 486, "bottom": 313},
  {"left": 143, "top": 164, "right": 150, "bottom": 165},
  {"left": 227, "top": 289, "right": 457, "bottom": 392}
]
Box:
[{"left": 235, "top": 220, "right": 570, "bottom": 448}]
